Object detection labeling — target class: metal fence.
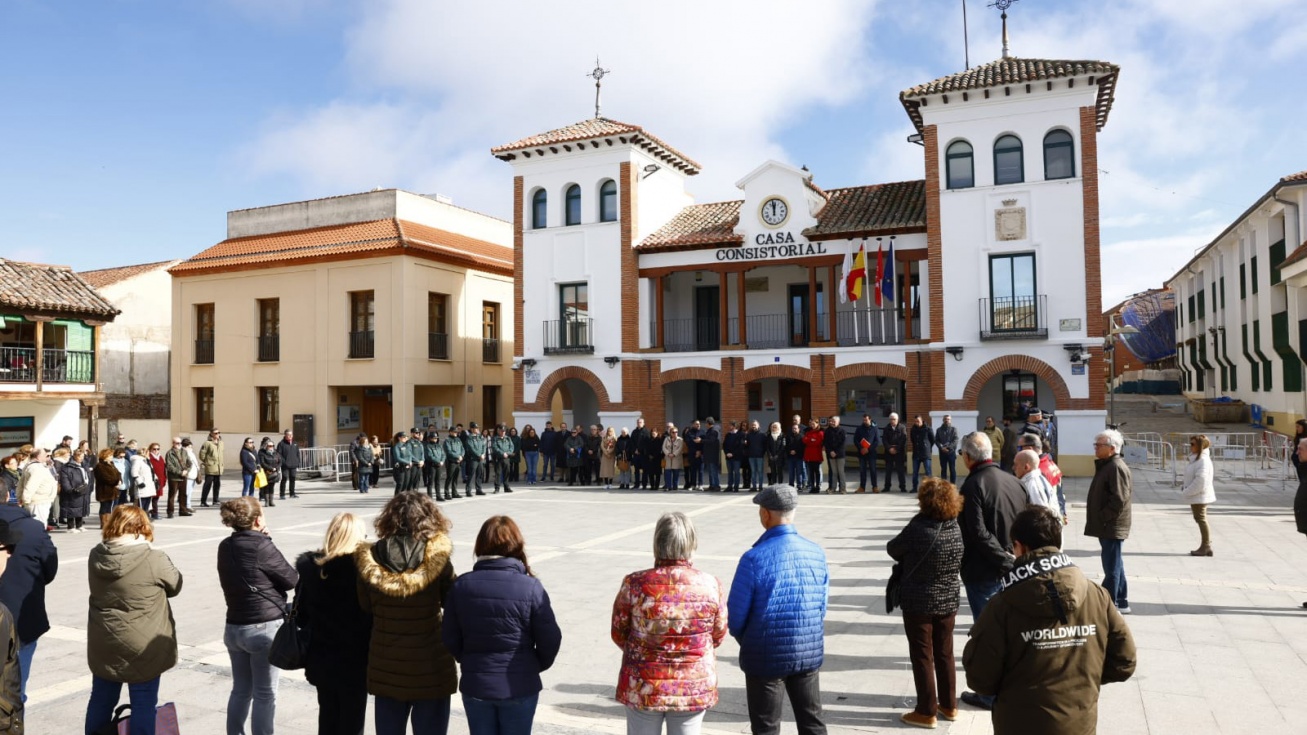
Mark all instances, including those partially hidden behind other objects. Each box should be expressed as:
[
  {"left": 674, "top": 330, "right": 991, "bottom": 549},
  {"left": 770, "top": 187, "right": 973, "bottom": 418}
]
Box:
[
  {"left": 1124, "top": 431, "right": 1297, "bottom": 487},
  {"left": 331, "top": 445, "right": 391, "bottom": 483}
]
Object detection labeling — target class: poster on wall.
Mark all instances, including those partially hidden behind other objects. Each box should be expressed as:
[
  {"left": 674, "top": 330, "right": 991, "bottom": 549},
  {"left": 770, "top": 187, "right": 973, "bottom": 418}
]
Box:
[
  {"left": 840, "top": 388, "right": 899, "bottom": 419},
  {"left": 337, "top": 405, "right": 361, "bottom": 430},
  {"left": 415, "top": 406, "right": 453, "bottom": 431},
  {"left": 0, "top": 417, "right": 35, "bottom": 450}
]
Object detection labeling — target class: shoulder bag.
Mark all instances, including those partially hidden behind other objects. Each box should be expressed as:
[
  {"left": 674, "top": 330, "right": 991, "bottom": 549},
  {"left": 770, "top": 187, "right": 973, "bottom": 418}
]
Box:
[
  {"left": 885, "top": 521, "right": 941, "bottom": 614},
  {"left": 226, "top": 545, "right": 308, "bottom": 670}
]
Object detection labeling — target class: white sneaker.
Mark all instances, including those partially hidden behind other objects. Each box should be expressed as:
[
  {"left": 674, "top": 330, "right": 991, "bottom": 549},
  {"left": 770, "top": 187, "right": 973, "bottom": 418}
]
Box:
[{"left": 1117, "top": 605, "right": 1132, "bottom": 614}]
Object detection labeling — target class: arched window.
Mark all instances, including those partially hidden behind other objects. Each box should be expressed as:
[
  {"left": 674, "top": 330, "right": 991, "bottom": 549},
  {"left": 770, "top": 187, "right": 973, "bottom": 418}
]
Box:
[
  {"left": 599, "top": 179, "right": 618, "bottom": 222},
  {"left": 993, "top": 134, "right": 1024, "bottom": 185},
  {"left": 531, "top": 189, "right": 547, "bottom": 229},
  {"left": 565, "top": 184, "right": 582, "bottom": 226},
  {"left": 1043, "top": 129, "right": 1075, "bottom": 180},
  {"left": 946, "top": 140, "right": 974, "bottom": 190}
]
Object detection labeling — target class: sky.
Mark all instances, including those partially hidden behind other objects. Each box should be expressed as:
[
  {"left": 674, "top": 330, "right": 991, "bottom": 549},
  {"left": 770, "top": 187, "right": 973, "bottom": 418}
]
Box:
[{"left": 2, "top": 0, "right": 1306, "bottom": 309}]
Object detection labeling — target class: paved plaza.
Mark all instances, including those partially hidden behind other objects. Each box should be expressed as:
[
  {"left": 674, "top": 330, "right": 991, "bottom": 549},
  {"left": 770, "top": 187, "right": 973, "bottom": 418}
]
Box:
[{"left": 22, "top": 446, "right": 1307, "bottom": 735}]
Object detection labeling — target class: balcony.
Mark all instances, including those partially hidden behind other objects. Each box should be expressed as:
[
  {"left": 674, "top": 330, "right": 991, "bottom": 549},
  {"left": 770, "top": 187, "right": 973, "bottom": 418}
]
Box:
[
  {"left": 195, "top": 338, "right": 214, "bottom": 364},
  {"left": 482, "top": 338, "right": 501, "bottom": 363},
  {"left": 543, "top": 319, "right": 595, "bottom": 355},
  {"left": 979, "top": 295, "right": 1048, "bottom": 340},
  {"left": 257, "top": 335, "right": 279, "bottom": 362},
  {"left": 428, "top": 332, "right": 449, "bottom": 360},
  {"left": 650, "top": 307, "right": 905, "bottom": 352},
  {"left": 0, "top": 347, "right": 94, "bottom": 384},
  {"left": 349, "top": 330, "right": 374, "bottom": 359}
]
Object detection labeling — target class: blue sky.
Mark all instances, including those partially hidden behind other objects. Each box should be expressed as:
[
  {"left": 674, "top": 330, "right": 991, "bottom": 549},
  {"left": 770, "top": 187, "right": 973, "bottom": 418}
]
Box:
[{"left": 3, "top": 0, "right": 1305, "bottom": 307}]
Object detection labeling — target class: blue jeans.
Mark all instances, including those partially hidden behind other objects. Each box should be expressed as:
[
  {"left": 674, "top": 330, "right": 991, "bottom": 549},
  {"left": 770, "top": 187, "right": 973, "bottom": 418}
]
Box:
[
  {"left": 963, "top": 577, "right": 1002, "bottom": 621},
  {"left": 1057, "top": 483, "right": 1067, "bottom": 516},
  {"left": 938, "top": 451, "right": 957, "bottom": 483},
  {"left": 375, "top": 695, "right": 450, "bottom": 735},
  {"left": 704, "top": 463, "right": 720, "bottom": 489},
  {"left": 858, "top": 453, "right": 878, "bottom": 490},
  {"left": 727, "top": 459, "right": 742, "bottom": 488},
  {"left": 242, "top": 472, "right": 255, "bottom": 497},
  {"left": 912, "top": 455, "right": 932, "bottom": 490},
  {"left": 359, "top": 468, "right": 371, "bottom": 493},
  {"left": 86, "top": 674, "right": 160, "bottom": 735},
  {"left": 18, "top": 639, "right": 35, "bottom": 702},
  {"left": 225, "top": 619, "right": 283, "bottom": 735},
  {"left": 664, "top": 468, "right": 680, "bottom": 490},
  {"left": 1099, "top": 538, "right": 1129, "bottom": 607},
  {"left": 788, "top": 458, "right": 804, "bottom": 487},
  {"left": 462, "top": 692, "right": 538, "bottom": 735},
  {"left": 524, "top": 451, "right": 538, "bottom": 483},
  {"left": 749, "top": 457, "right": 765, "bottom": 489}
]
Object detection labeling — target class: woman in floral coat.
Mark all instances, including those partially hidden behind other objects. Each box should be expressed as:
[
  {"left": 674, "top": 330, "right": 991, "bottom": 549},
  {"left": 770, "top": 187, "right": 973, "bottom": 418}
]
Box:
[{"left": 611, "top": 512, "right": 727, "bottom": 735}]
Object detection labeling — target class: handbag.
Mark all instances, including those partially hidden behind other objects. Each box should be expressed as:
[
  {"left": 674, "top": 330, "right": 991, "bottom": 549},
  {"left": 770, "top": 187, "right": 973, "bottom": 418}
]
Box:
[
  {"left": 253, "top": 468, "right": 267, "bottom": 489},
  {"left": 885, "top": 521, "right": 941, "bottom": 614},
  {"left": 96, "top": 702, "right": 181, "bottom": 735},
  {"left": 226, "top": 547, "right": 308, "bottom": 670}
]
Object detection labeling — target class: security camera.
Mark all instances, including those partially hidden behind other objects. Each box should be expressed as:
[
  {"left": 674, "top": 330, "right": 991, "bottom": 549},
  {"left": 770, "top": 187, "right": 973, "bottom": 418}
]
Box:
[{"left": 510, "top": 361, "right": 522, "bottom": 371}]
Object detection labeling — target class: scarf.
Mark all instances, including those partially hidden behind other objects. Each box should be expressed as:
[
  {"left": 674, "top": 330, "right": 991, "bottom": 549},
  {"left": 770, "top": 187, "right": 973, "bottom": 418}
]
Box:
[{"left": 106, "top": 534, "right": 151, "bottom": 548}]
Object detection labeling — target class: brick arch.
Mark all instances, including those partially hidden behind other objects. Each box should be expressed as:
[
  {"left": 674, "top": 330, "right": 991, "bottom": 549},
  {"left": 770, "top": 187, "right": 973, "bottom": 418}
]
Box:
[
  {"left": 528, "top": 366, "right": 613, "bottom": 412},
  {"left": 659, "top": 366, "right": 726, "bottom": 386},
  {"left": 833, "top": 361, "right": 912, "bottom": 383},
  {"left": 961, "top": 355, "right": 1072, "bottom": 407},
  {"left": 741, "top": 363, "right": 814, "bottom": 384}
]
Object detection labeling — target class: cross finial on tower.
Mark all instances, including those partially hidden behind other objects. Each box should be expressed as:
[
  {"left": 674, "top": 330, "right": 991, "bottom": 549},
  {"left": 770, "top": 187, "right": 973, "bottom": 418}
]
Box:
[
  {"left": 587, "top": 57, "right": 610, "bottom": 119},
  {"left": 988, "top": 0, "right": 1019, "bottom": 59}
]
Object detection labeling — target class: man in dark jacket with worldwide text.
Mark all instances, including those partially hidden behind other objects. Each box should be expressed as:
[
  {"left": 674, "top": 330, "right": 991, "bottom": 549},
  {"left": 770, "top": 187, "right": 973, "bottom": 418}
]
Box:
[
  {"left": 964, "top": 505, "right": 1136, "bottom": 734},
  {"left": 728, "top": 485, "right": 829, "bottom": 735}
]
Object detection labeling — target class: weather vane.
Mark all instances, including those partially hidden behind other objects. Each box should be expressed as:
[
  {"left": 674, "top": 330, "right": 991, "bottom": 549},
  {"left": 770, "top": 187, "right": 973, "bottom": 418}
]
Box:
[
  {"left": 988, "top": 0, "right": 1019, "bottom": 59},
  {"left": 587, "top": 57, "right": 610, "bottom": 119}
]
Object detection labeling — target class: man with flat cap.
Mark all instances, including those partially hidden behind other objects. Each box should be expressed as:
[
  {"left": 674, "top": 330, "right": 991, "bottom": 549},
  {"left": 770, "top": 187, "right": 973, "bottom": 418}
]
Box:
[{"left": 728, "top": 485, "right": 830, "bottom": 735}]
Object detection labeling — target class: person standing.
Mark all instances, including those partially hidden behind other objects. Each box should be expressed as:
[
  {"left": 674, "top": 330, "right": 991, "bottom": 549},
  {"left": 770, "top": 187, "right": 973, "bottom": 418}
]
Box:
[
  {"left": 955, "top": 432, "right": 1025, "bottom": 712},
  {"left": 1014, "top": 450, "right": 1059, "bottom": 513},
  {"left": 723, "top": 422, "right": 744, "bottom": 493},
  {"left": 444, "top": 516, "right": 562, "bottom": 735},
  {"left": 909, "top": 416, "right": 935, "bottom": 493},
  {"left": 662, "top": 426, "right": 685, "bottom": 493},
  {"left": 935, "top": 415, "right": 959, "bottom": 484},
  {"left": 615, "top": 427, "right": 633, "bottom": 490},
  {"left": 409, "top": 429, "right": 427, "bottom": 493},
  {"left": 144, "top": 444, "right": 167, "bottom": 520},
  {"left": 17, "top": 448, "right": 57, "bottom": 532},
  {"left": 641, "top": 427, "right": 662, "bottom": 490},
  {"left": 612, "top": 512, "right": 726, "bottom": 735},
  {"left": 1181, "top": 435, "right": 1217, "bottom": 557},
  {"left": 354, "top": 437, "right": 376, "bottom": 494},
  {"left": 701, "top": 419, "right": 723, "bottom": 492},
  {"left": 423, "top": 431, "right": 446, "bottom": 500},
  {"left": 84, "top": 505, "right": 183, "bottom": 735},
  {"left": 296, "top": 513, "right": 372, "bottom": 735},
  {"left": 628, "top": 418, "right": 648, "bottom": 490},
  {"left": 802, "top": 419, "right": 825, "bottom": 495},
  {"left": 887, "top": 477, "right": 964, "bottom": 728},
  {"left": 239, "top": 438, "right": 258, "bottom": 498},
  {"left": 443, "top": 428, "right": 464, "bottom": 500},
  {"left": 554, "top": 423, "right": 571, "bottom": 485},
  {"left": 599, "top": 427, "right": 618, "bottom": 490},
  {"left": 963, "top": 506, "right": 1137, "bottom": 734},
  {"left": 276, "top": 430, "right": 300, "bottom": 501},
  {"left": 520, "top": 425, "right": 540, "bottom": 486},
  {"left": 538, "top": 422, "right": 557, "bottom": 484},
  {"left": 785, "top": 423, "right": 805, "bottom": 489},
  {"left": 1086, "top": 429, "right": 1133, "bottom": 614},
  {"left": 999, "top": 417, "right": 1021, "bottom": 473},
  {"left": 765, "top": 421, "right": 786, "bottom": 487},
  {"left": 183, "top": 438, "right": 201, "bottom": 515},
  {"left": 257, "top": 438, "right": 282, "bottom": 509},
  {"left": 92, "top": 449, "right": 121, "bottom": 528},
  {"left": 217, "top": 497, "right": 299, "bottom": 735},
  {"left": 390, "top": 432, "right": 413, "bottom": 493},
  {"left": 199, "top": 429, "right": 225, "bottom": 507},
  {"left": 980, "top": 417, "right": 1004, "bottom": 463},
  {"left": 165, "top": 436, "right": 194, "bottom": 519},
  {"left": 507, "top": 426, "right": 522, "bottom": 485},
  {"left": 728, "top": 485, "right": 828, "bottom": 735},
  {"left": 491, "top": 426, "right": 515, "bottom": 494},
  {"left": 463, "top": 424, "right": 488, "bottom": 497},
  {"left": 58, "top": 447, "right": 92, "bottom": 533},
  {"left": 563, "top": 427, "right": 585, "bottom": 487},
  {"left": 1291, "top": 420, "right": 1307, "bottom": 482},
  {"left": 822, "top": 417, "right": 847, "bottom": 495},
  {"left": 0, "top": 522, "right": 24, "bottom": 731},
  {"left": 584, "top": 425, "right": 603, "bottom": 487},
  {"left": 683, "top": 420, "right": 703, "bottom": 492},
  {"left": 853, "top": 415, "right": 880, "bottom": 494},
  {"left": 355, "top": 493, "right": 458, "bottom": 735},
  {"left": 0, "top": 501, "right": 58, "bottom": 702},
  {"left": 882, "top": 414, "right": 909, "bottom": 493}
]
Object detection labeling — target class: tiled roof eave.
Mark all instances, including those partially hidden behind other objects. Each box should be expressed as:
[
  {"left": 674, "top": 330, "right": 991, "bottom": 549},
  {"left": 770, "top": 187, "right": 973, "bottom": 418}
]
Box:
[
  {"left": 171, "top": 235, "right": 401, "bottom": 270},
  {"left": 898, "top": 63, "right": 1120, "bottom": 133},
  {"left": 803, "top": 224, "right": 928, "bottom": 241},
  {"left": 636, "top": 236, "right": 745, "bottom": 254}
]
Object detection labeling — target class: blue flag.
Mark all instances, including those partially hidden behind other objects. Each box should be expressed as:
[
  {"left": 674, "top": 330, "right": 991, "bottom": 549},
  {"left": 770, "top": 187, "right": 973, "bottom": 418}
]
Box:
[{"left": 881, "top": 240, "right": 896, "bottom": 307}]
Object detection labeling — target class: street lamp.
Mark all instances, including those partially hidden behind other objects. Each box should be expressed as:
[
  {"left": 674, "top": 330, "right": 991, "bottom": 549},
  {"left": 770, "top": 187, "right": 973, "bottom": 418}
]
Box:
[{"left": 1106, "top": 319, "right": 1140, "bottom": 427}]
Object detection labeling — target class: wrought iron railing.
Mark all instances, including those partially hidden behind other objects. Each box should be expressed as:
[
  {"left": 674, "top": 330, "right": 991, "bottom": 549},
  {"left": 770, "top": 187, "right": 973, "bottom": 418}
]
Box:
[
  {"left": 979, "top": 295, "right": 1048, "bottom": 340},
  {"left": 482, "top": 338, "right": 501, "bottom": 363},
  {"left": 257, "top": 335, "right": 279, "bottom": 362},
  {"left": 195, "top": 338, "right": 214, "bottom": 364},
  {"left": 0, "top": 347, "right": 95, "bottom": 384},
  {"left": 349, "top": 330, "right": 374, "bottom": 359},
  {"left": 428, "top": 332, "right": 449, "bottom": 360},
  {"left": 543, "top": 319, "right": 595, "bottom": 354},
  {"left": 836, "top": 307, "right": 905, "bottom": 346}
]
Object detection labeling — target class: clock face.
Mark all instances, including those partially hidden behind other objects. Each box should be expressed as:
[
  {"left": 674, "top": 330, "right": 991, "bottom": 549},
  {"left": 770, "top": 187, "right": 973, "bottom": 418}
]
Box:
[{"left": 760, "top": 197, "right": 789, "bottom": 227}]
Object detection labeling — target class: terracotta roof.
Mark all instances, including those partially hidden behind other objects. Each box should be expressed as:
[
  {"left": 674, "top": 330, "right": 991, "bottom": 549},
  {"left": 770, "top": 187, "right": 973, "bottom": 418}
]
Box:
[
  {"left": 899, "top": 57, "right": 1121, "bottom": 133},
  {"left": 170, "top": 219, "right": 512, "bottom": 276},
  {"left": 803, "top": 180, "right": 927, "bottom": 239},
  {"left": 1279, "top": 239, "right": 1307, "bottom": 270},
  {"left": 638, "top": 201, "right": 743, "bottom": 251},
  {"left": 1281, "top": 170, "right": 1307, "bottom": 183},
  {"left": 79, "top": 260, "right": 178, "bottom": 289},
  {"left": 491, "top": 117, "right": 700, "bottom": 175},
  {"left": 0, "top": 258, "right": 120, "bottom": 319}
]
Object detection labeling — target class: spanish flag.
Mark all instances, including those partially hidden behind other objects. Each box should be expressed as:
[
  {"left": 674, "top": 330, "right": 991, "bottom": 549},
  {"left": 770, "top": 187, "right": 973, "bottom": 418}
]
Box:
[{"left": 845, "top": 240, "right": 868, "bottom": 302}]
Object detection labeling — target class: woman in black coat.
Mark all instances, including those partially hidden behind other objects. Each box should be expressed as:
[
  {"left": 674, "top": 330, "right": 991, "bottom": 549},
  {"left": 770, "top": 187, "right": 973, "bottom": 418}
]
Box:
[
  {"left": 641, "top": 428, "right": 662, "bottom": 490},
  {"left": 257, "top": 438, "right": 281, "bottom": 508},
  {"left": 58, "top": 448, "right": 92, "bottom": 532},
  {"left": 886, "top": 477, "right": 965, "bottom": 728},
  {"left": 296, "top": 513, "right": 372, "bottom": 735}
]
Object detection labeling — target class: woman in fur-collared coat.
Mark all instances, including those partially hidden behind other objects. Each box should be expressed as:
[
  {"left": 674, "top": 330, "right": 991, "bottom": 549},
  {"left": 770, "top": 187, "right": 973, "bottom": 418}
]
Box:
[{"left": 356, "top": 492, "right": 457, "bottom": 735}]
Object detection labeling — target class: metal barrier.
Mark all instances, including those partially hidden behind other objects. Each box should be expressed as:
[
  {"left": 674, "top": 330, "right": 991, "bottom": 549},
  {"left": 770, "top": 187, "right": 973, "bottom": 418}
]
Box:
[
  {"left": 330, "top": 445, "right": 390, "bottom": 483},
  {"left": 1122, "top": 434, "right": 1179, "bottom": 485},
  {"left": 1153, "top": 432, "right": 1294, "bottom": 486},
  {"left": 298, "top": 447, "right": 340, "bottom": 478}
]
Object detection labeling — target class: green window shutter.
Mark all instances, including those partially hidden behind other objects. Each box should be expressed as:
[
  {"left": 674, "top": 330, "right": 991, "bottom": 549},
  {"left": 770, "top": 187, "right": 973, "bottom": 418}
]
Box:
[
  {"left": 1240, "top": 264, "right": 1247, "bottom": 300},
  {"left": 1252, "top": 257, "right": 1259, "bottom": 294},
  {"left": 1243, "top": 324, "right": 1259, "bottom": 391},
  {"left": 1272, "top": 311, "right": 1302, "bottom": 392},
  {"left": 1270, "top": 239, "right": 1286, "bottom": 286},
  {"left": 1219, "top": 277, "right": 1226, "bottom": 309},
  {"left": 1188, "top": 295, "right": 1196, "bottom": 323},
  {"left": 1198, "top": 290, "right": 1205, "bottom": 319}
]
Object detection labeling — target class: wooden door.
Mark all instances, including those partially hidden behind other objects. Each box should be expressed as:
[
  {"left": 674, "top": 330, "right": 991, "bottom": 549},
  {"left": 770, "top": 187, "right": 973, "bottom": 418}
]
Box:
[
  {"left": 363, "top": 388, "right": 392, "bottom": 441},
  {"left": 779, "top": 380, "right": 811, "bottom": 421}
]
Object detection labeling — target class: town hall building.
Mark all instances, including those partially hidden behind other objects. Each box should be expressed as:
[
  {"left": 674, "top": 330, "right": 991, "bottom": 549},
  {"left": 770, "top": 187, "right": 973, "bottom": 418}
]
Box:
[{"left": 496, "top": 56, "right": 1120, "bottom": 475}]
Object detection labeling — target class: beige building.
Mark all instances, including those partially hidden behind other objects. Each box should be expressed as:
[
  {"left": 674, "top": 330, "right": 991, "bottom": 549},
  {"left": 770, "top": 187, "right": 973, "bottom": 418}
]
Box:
[{"left": 169, "top": 189, "right": 514, "bottom": 461}]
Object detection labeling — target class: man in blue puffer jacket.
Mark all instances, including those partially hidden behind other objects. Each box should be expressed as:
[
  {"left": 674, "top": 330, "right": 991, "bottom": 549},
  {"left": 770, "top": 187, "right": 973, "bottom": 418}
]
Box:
[{"left": 728, "top": 484, "right": 830, "bottom": 735}]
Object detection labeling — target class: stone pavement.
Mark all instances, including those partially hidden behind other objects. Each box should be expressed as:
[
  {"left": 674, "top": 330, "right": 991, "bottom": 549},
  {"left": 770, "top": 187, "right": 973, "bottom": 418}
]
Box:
[{"left": 23, "top": 462, "right": 1307, "bottom": 734}]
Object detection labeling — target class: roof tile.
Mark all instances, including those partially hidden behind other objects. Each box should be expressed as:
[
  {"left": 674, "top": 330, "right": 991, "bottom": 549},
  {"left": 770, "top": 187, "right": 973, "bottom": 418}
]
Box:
[
  {"left": 0, "top": 258, "right": 120, "bottom": 319},
  {"left": 79, "top": 260, "right": 178, "bottom": 289},
  {"left": 638, "top": 201, "right": 743, "bottom": 252},
  {"left": 492, "top": 117, "right": 700, "bottom": 174}
]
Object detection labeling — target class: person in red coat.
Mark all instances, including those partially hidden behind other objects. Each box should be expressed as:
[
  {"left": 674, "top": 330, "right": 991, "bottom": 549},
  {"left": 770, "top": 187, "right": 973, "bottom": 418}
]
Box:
[{"left": 801, "top": 420, "right": 825, "bottom": 495}]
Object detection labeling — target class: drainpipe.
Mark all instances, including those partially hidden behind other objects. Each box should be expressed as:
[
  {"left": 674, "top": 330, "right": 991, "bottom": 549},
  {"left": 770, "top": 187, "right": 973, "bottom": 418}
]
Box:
[{"left": 1272, "top": 186, "right": 1304, "bottom": 421}]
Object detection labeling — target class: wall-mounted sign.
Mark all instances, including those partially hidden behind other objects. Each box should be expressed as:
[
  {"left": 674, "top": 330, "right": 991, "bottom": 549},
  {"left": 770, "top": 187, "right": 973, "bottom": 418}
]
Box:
[
  {"left": 0, "top": 417, "right": 34, "bottom": 450},
  {"left": 524, "top": 369, "right": 541, "bottom": 385},
  {"left": 415, "top": 406, "right": 453, "bottom": 430},
  {"left": 716, "top": 239, "right": 828, "bottom": 262},
  {"left": 1059, "top": 318, "right": 1082, "bottom": 332},
  {"left": 1071, "top": 363, "right": 1086, "bottom": 376},
  {"left": 337, "top": 406, "right": 360, "bottom": 430},
  {"left": 995, "top": 206, "right": 1027, "bottom": 241}
]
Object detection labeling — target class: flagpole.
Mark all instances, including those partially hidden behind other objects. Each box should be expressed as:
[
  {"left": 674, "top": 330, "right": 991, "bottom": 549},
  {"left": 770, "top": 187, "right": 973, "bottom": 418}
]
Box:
[
  {"left": 862, "top": 239, "right": 873, "bottom": 346},
  {"left": 850, "top": 240, "right": 860, "bottom": 346},
  {"left": 891, "top": 236, "right": 900, "bottom": 344}
]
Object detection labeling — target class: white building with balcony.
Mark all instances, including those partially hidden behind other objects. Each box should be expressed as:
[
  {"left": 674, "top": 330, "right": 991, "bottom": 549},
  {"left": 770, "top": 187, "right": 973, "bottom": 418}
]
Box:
[{"left": 498, "top": 57, "right": 1119, "bottom": 474}]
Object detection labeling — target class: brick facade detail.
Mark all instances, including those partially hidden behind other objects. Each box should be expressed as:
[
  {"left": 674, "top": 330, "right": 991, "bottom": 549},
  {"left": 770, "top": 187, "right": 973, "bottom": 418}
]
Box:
[
  {"left": 513, "top": 176, "right": 525, "bottom": 413},
  {"left": 619, "top": 162, "right": 640, "bottom": 353},
  {"left": 79, "top": 394, "right": 170, "bottom": 420},
  {"left": 954, "top": 354, "right": 1097, "bottom": 411},
  {"left": 924, "top": 125, "right": 944, "bottom": 341}
]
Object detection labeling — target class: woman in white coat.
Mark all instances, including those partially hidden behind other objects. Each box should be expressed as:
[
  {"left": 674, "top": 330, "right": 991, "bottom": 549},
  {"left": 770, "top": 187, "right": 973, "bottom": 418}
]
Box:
[
  {"left": 1182, "top": 434, "right": 1216, "bottom": 556},
  {"left": 128, "top": 450, "right": 158, "bottom": 508}
]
